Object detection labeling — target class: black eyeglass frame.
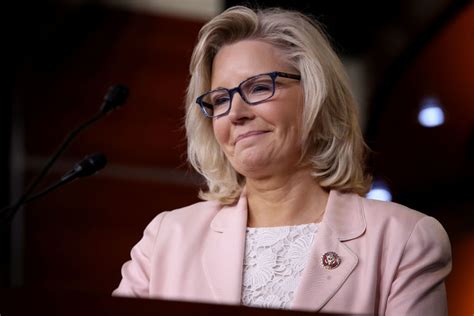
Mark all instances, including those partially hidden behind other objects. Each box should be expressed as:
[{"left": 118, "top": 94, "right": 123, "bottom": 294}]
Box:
[{"left": 195, "top": 71, "right": 301, "bottom": 118}]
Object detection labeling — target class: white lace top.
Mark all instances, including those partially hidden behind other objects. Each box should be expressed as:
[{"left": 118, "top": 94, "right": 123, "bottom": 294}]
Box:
[{"left": 241, "top": 223, "right": 318, "bottom": 309}]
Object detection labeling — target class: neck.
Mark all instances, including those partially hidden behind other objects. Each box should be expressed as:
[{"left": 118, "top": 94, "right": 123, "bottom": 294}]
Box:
[{"left": 245, "top": 167, "right": 329, "bottom": 227}]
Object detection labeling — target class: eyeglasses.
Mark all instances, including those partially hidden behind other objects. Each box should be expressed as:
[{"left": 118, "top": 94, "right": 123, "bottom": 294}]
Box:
[{"left": 196, "top": 71, "right": 301, "bottom": 118}]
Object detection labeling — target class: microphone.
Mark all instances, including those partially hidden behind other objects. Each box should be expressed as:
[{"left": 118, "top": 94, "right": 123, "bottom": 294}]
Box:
[
  {"left": 100, "top": 85, "right": 129, "bottom": 114},
  {"left": 61, "top": 152, "right": 107, "bottom": 181},
  {"left": 0, "top": 154, "right": 107, "bottom": 223},
  {"left": 1, "top": 85, "right": 128, "bottom": 225},
  {"left": 23, "top": 153, "right": 107, "bottom": 205}
]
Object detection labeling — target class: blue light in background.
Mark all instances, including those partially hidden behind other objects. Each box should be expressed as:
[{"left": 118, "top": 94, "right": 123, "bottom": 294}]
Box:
[
  {"left": 367, "top": 180, "right": 392, "bottom": 201},
  {"left": 418, "top": 97, "right": 445, "bottom": 127}
]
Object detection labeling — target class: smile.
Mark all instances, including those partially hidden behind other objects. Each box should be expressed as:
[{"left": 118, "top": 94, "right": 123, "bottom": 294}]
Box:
[{"left": 234, "top": 130, "right": 270, "bottom": 144}]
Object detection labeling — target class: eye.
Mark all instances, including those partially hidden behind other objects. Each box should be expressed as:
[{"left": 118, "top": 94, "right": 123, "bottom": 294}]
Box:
[
  {"left": 250, "top": 83, "right": 272, "bottom": 94},
  {"left": 212, "top": 95, "right": 230, "bottom": 106},
  {"left": 245, "top": 79, "right": 273, "bottom": 96}
]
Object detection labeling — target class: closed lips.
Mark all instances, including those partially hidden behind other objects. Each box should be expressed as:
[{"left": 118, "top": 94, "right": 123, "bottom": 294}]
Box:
[{"left": 234, "top": 131, "right": 270, "bottom": 144}]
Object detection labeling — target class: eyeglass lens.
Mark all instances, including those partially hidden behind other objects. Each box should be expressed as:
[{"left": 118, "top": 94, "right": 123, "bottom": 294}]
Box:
[{"left": 202, "top": 73, "right": 274, "bottom": 117}]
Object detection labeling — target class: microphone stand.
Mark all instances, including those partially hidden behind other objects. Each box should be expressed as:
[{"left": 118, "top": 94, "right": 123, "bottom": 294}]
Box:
[
  {"left": 3, "top": 112, "right": 104, "bottom": 222},
  {"left": 0, "top": 85, "right": 128, "bottom": 225},
  {"left": 2, "top": 152, "right": 107, "bottom": 213}
]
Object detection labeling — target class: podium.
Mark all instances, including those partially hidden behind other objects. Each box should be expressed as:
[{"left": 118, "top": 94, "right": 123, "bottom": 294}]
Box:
[{"left": 0, "top": 288, "right": 355, "bottom": 316}]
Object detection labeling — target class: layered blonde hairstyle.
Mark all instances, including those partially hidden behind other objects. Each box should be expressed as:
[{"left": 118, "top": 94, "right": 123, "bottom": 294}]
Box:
[{"left": 185, "top": 6, "right": 371, "bottom": 204}]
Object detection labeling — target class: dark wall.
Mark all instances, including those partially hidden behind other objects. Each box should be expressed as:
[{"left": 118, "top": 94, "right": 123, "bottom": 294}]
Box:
[{"left": 5, "top": 2, "right": 204, "bottom": 292}]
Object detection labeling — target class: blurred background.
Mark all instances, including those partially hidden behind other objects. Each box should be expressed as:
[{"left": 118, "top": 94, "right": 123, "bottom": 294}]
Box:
[{"left": 1, "top": 0, "right": 473, "bottom": 314}]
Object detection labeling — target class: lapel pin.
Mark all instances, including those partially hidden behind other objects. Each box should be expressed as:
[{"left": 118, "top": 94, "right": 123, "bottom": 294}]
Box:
[{"left": 321, "top": 251, "right": 341, "bottom": 270}]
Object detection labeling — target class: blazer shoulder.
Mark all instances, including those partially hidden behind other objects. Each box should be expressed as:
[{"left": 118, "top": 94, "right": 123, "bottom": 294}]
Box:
[
  {"left": 359, "top": 196, "right": 448, "bottom": 244},
  {"left": 361, "top": 196, "right": 426, "bottom": 223},
  {"left": 150, "top": 199, "right": 224, "bottom": 231}
]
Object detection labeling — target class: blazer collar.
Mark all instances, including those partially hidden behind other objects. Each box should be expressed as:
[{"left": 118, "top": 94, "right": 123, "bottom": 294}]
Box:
[
  {"left": 202, "top": 190, "right": 248, "bottom": 304},
  {"left": 291, "top": 190, "right": 366, "bottom": 311},
  {"left": 210, "top": 189, "right": 366, "bottom": 239},
  {"left": 202, "top": 189, "right": 366, "bottom": 310},
  {"left": 323, "top": 190, "right": 366, "bottom": 241},
  {"left": 209, "top": 190, "right": 248, "bottom": 233}
]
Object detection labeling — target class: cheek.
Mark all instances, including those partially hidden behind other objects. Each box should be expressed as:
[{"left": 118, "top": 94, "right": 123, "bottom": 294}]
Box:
[
  {"left": 212, "top": 120, "right": 228, "bottom": 148},
  {"left": 265, "top": 103, "right": 302, "bottom": 135}
]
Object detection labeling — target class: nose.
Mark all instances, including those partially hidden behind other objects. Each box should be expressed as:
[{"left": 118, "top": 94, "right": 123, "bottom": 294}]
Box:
[{"left": 227, "top": 91, "right": 255, "bottom": 124}]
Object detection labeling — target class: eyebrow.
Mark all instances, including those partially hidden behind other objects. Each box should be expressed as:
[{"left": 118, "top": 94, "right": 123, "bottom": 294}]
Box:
[
  {"left": 211, "top": 86, "right": 227, "bottom": 90},
  {"left": 210, "top": 71, "right": 278, "bottom": 91},
  {"left": 210, "top": 76, "right": 252, "bottom": 90}
]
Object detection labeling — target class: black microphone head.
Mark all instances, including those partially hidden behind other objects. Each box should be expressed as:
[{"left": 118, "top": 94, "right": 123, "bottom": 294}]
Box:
[
  {"left": 74, "top": 152, "right": 107, "bottom": 178},
  {"left": 100, "top": 85, "right": 129, "bottom": 114}
]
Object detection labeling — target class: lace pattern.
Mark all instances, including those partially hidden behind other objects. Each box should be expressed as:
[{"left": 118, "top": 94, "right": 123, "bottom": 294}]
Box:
[{"left": 241, "top": 223, "right": 318, "bottom": 309}]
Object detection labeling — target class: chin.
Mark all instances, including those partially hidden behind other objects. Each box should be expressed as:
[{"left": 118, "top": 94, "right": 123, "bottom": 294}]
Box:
[{"left": 232, "top": 155, "right": 274, "bottom": 177}]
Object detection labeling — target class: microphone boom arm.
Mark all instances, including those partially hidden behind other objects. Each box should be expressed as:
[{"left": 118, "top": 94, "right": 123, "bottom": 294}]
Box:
[
  {"left": 1, "top": 112, "right": 105, "bottom": 224},
  {"left": 0, "top": 85, "right": 128, "bottom": 225}
]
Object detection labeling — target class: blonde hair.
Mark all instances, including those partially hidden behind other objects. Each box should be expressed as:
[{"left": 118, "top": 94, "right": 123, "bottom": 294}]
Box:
[{"left": 185, "top": 6, "right": 371, "bottom": 204}]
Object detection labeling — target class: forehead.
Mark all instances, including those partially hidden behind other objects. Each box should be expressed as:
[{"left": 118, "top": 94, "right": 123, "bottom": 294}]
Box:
[{"left": 211, "top": 40, "right": 289, "bottom": 88}]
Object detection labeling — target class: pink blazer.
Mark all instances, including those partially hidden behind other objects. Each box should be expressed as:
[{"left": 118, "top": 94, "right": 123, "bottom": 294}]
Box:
[{"left": 113, "top": 190, "right": 452, "bottom": 315}]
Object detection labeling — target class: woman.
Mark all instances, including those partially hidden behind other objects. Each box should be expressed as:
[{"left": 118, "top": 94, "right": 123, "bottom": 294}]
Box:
[{"left": 113, "top": 6, "right": 452, "bottom": 315}]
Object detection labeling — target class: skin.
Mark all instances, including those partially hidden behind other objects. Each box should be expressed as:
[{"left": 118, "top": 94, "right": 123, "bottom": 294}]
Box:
[{"left": 211, "top": 40, "right": 328, "bottom": 227}]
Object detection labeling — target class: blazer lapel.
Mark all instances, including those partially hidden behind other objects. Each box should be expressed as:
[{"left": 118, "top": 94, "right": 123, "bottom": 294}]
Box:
[
  {"left": 201, "top": 192, "right": 248, "bottom": 305},
  {"left": 291, "top": 191, "right": 366, "bottom": 311}
]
